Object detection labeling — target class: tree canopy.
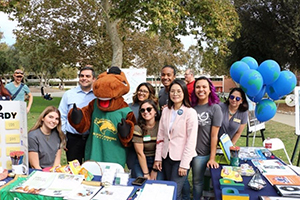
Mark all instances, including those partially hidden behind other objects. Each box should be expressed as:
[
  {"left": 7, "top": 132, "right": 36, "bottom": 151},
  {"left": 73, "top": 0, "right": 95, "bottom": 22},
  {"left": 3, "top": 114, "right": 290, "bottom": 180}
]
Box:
[
  {"left": 228, "top": 0, "right": 300, "bottom": 72},
  {"left": 7, "top": 0, "right": 239, "bottom": 78}
]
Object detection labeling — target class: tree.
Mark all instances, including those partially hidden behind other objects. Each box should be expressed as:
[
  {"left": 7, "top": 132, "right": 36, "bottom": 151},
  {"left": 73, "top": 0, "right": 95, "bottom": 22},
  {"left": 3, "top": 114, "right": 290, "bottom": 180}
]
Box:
[
  {"left": 12, "top": 0, "right": 240, "bottom": 74},
  {"left": 228, "top": 0, "right": 300, "bottom": 72},
  {"left": 185, "top": 45, "right": 203, "bottom": 74}
]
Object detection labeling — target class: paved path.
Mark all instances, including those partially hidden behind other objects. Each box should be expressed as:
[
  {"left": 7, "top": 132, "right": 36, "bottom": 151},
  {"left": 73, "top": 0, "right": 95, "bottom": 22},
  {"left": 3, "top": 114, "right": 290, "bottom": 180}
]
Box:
[{"left": 272, "top": 112, "right": 295, "bottom": 127}]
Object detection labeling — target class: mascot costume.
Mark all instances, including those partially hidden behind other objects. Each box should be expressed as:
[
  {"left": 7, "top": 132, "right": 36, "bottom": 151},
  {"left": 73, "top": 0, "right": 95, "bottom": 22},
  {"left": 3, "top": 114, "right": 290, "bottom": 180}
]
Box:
[{"left": 68, "top": 66, "right": 136, "bottom": 167}]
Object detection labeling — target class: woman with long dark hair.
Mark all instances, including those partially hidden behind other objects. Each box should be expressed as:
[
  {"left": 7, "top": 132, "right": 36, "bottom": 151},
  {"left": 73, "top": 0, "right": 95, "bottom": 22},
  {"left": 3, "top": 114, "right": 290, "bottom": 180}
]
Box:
[
  {"left": 154, "top": 79, "right": 198, "bottom": 200},
  {"left": 218, "top": 87, "right": 248, "bottom": 144},
  {"left": 132, "top": 99, "right": 163, "bottom": 180}
]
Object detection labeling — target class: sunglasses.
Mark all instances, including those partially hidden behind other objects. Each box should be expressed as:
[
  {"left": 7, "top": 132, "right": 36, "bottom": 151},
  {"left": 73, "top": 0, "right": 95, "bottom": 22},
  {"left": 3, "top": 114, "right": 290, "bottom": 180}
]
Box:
[
  {"left": 16, "top": 75, "right": 23, "bottom": 78},
  {"left": 229, "top": 95, "right": 241, "bottom": 101},
  {"left": 140, "top": 107, "right": 153, "bottom": 113}
]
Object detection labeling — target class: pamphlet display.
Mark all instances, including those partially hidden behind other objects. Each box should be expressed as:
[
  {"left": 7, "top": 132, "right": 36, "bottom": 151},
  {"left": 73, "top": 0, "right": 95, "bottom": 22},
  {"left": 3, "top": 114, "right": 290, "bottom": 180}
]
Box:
[{"left": 0, "top": 101, "right": 28, "bottom": 172}]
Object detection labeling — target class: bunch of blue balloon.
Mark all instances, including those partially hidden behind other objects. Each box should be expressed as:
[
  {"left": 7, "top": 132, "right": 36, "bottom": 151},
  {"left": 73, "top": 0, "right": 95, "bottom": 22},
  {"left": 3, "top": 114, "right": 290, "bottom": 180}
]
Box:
[{"left": 230, "top": 56, "right": 297, "bottom": 122}]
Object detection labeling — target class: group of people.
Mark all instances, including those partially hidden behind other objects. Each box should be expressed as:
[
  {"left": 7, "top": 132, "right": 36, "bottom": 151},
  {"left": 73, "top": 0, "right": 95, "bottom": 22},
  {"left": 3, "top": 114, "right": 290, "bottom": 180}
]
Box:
[
  {"left": 1, "top": 65, "right": 249, "bottom": 200},
  {"left": 129, "top": 65, "right": 249, "bottom": 200}
]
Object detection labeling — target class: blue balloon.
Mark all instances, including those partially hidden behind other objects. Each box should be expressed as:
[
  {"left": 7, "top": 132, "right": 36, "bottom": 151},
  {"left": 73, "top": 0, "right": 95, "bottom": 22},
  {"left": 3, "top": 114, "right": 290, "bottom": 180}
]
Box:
[
  {"left": 239, "top": 69, "right": 263, "bottom": 97},
  {"left": 257, "top": 60, "right": 280, "bottom": 85},
  {"left": 230, "top": 61, "right": 250, "bottom": 83},
  {"left": 248, "top": 85, "right": 266, "bottom": 103},
  {"left": 255, "top": 99, "right": 277, "bottom": 122},
  {"left": 241, "top": 56, "right": 258, "bottom": 70},
  {"left": 266, "top": 85, "right": 282, "bottom": 100},
  {"left": 272, "top": 70, "right": 297, "bottom": 96}
]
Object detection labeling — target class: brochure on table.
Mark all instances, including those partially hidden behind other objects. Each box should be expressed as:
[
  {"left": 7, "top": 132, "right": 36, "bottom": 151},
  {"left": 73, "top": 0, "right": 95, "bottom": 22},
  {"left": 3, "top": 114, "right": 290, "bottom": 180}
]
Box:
[
  {"left": 251, "top": 159, "right": 300, "bottom": 186},
  {"left": 0, "top": 101, "right": 28, "bottom": 172},
  {"left": 10, "top": 171, "right": 84, "bottom": 197}
]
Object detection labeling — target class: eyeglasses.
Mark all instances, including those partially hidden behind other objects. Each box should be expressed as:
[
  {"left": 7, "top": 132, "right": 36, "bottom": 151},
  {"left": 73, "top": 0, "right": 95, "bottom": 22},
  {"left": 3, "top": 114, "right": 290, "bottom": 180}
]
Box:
[
  {"left": 79, "top": 74, "right": 92, "bottom": 78},
  {"left": 140, "top": 107, "right": 153, "bottom": 113},
  {"left": 16, "top": 75, "right": 23, "bottom": 78},
  {"left": 138, "top": 90, "right": 149, "bottom": 94},
  {"left": 170, "top": 90, "right": 182, "bottom": 95},
  {"left": 229, "top": 95, "right": 241, "bottom": 101}
]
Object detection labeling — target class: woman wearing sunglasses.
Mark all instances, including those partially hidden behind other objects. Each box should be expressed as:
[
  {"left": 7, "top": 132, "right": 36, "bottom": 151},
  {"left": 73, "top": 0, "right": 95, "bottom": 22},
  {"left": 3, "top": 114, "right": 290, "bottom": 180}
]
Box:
[
  {"left": 131, "top": 99, "right": 163, "bottom": 180},
  {"left": 218, "top": 87, "right": 248, "bottom": 144},
  {"left": 154, "top": 79, "right": 198, "bottom": 200},
  {"left": 190, "top": 76, "right": 223, "bottom": 199}
]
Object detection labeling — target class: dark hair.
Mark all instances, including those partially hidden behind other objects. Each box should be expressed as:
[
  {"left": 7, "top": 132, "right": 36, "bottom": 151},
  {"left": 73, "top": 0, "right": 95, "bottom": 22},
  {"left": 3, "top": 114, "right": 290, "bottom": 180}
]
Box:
[
  {"left": 79, "top": 66, "right": 96, "bottom": 78},
  {"left": 138, "top": 99, "right": 160, "bottom": 134},
  {"left": 191, "top": 76, "right": 220, "bottom": 107},
  {"left": 0, "top": 77, "right": 12, "bottom": 98},
  {"left": 167, "top": 79, "right": 191, "bottom": 109},
  {"left": 162, "top": 65, "right": 176, "bottom": 75},
  {"left": 132, "top": 82, "right": 158, "bottom": 105},
  {"left": 225, "top": 87, "right": 248, "bottom": 112}
]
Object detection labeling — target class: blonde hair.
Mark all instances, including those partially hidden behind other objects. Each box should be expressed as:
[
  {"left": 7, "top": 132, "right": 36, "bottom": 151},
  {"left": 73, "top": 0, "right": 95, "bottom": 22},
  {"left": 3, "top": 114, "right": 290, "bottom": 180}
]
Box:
[{"left": 29, "top": 106, "right": 66, "bottom": 147}]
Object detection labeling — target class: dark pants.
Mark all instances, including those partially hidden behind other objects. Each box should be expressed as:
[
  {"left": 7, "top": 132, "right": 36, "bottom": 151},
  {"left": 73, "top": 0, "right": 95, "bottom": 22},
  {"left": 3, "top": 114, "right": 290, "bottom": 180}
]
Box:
[
  {"left": 163, "top": 155, "right": 188, "bottom": 200},
  {"left": 66, "top": 132, "right": 87, "bottom": 164}
]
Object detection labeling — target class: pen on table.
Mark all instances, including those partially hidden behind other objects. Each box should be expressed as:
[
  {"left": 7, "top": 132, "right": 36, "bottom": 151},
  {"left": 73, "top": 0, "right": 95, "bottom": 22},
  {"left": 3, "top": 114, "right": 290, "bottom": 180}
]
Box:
[
  {"left": 128, "top": 188, "right": 141, "bottom": 200},
  {"left": 135, "top": 188, "right": 143, "bottom": 200}
]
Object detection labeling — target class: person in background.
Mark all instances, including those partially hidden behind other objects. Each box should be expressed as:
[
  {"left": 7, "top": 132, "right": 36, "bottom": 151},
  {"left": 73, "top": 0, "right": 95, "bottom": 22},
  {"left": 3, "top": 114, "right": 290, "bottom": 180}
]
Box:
[
  {"left": 132, "top": 99, "right": 163, "bottom": 180},
  {"left": 218, "top": 87, "right": 248, "bottom": 144},
  {"left": 158, "top": 65, "right": 176, "bottom": 109},
  {"left": 58, "top": 66, "right": 96, "bottom": 164},
  {"left": 5, "top": 69, "right": 33, "bottom": 113},
  {"left": 184, "top": 68, "right": 195, "bottom": 101},
  {"left": 0, "top": 77, "right": 11, "bottom": 100},
  {"left": 154, "top": 79, "right": 198, "bottom": 200},
  {"left": 191, "top": 76, "right": 223, "bottom": 199},
  {"left": 129, "top": 82, "right": 158, "bottom": 119},
  {"left": 28, "top": 106, "right": 65, "bottom": 169}
]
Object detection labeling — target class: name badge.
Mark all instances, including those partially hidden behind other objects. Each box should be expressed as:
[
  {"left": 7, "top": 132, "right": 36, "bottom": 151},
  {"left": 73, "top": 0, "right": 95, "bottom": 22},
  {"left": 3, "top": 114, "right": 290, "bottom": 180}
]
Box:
[
  {"left": 143, "top": 135, "right": 151, "bottom": 142},
  {"left": 233, "top": 118, "right": 241, "bottom": 123}
]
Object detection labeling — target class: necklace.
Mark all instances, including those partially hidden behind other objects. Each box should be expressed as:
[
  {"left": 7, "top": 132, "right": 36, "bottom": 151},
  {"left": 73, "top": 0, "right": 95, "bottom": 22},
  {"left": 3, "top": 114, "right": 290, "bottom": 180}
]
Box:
[
  {"left": 229, "top": 109, "right": 237, "bottom": 116},
  {"left": 229, "top": 111, "right": 235, "bottom": 116}
]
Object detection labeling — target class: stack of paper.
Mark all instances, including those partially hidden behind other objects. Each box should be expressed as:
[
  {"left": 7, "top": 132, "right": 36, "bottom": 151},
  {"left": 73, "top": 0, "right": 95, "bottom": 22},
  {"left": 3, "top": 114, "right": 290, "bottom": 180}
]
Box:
[{"left": 138, "top": 183, "right": 174, "bottom": 200}]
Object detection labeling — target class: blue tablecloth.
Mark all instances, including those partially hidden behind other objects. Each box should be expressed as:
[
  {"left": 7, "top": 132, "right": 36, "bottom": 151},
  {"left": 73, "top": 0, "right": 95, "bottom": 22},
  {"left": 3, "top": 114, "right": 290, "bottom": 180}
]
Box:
[{"left": 210, "top": 159, "right": 279, "bottom": 200}]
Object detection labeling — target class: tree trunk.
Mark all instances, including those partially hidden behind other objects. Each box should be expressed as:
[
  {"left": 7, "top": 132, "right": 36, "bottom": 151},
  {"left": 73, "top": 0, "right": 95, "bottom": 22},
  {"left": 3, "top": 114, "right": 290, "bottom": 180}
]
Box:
[{"left": 102, "top": 0, "right": 123, "bottom": 68}]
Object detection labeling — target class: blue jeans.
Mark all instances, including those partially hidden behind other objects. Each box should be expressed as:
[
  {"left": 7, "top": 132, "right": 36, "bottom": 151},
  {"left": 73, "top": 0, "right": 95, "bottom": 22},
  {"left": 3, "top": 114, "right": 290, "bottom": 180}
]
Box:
[
  {"left": 132, "top": 156, "right": 164, "bottom": 180},
  {"left": 163, "top": 155, "right": 188, "bottom": 200},
  {"left": 182, "top": 171, "right": 191, "bottom": 200},
  {"left": 192, "top": 155, "right": 210, "bottom": 200}
]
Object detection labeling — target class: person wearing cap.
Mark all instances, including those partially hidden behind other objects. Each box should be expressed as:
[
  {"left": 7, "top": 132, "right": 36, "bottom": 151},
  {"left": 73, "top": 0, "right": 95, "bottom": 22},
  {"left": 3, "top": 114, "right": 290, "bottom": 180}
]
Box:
[{"left": 5, "top": 69, "right": 33, "bottom": 113}]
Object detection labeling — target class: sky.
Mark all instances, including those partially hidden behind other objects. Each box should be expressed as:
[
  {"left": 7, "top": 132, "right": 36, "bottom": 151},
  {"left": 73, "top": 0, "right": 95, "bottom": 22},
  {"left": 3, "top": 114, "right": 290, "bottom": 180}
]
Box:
[{"left": 0, "top": 12, "right": 196, "bottom": 50}]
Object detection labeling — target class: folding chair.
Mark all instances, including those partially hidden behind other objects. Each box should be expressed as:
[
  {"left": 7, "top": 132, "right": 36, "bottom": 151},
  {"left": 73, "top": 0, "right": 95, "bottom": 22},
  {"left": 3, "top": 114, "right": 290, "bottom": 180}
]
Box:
[
  {"left": 81, "top": 161, "right": 124, "bottom": 176},
  {"left": 263, "top": 138, "right": 292, "bottom": 165}
]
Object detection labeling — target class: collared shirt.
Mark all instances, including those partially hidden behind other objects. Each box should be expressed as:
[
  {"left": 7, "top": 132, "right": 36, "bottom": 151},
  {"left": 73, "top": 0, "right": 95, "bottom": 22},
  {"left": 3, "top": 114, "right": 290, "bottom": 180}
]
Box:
[{"left": 58, "top": 86, "right": 96, "bottom": 135}]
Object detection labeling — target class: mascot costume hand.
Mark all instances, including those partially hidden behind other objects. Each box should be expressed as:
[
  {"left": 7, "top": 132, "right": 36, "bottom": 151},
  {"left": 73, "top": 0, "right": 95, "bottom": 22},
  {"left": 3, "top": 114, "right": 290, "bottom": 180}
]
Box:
[{"left": 68, "top": 66, "right": 136, "bottom": 167}]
